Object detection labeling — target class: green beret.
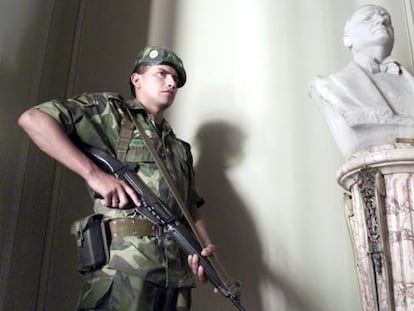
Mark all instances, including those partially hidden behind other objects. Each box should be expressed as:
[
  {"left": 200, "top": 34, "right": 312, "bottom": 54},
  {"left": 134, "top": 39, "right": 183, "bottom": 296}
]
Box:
[{"left": 134, "top": 46, "right": 186, "bottom": 88}]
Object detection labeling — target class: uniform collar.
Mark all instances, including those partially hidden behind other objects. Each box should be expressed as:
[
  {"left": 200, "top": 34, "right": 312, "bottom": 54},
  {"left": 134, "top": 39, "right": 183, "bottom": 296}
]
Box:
[
  {"left": 125, "top": 98, "right": 146, "bottom": 110},
  {"left": 125, "top": 99, "right": 173, "bottom": 134}
]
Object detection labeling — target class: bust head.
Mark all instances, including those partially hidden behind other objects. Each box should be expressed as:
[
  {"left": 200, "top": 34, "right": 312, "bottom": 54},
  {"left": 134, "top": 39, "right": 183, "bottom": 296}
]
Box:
[{"left": 343, "top": 5, "right": 394, "bottom": 58}]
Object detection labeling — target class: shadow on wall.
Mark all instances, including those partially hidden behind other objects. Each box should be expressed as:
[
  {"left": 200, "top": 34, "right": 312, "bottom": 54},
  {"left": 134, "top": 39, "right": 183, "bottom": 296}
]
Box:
[{"left": 192, "top": 121, "right": 312, "bottom": 311}]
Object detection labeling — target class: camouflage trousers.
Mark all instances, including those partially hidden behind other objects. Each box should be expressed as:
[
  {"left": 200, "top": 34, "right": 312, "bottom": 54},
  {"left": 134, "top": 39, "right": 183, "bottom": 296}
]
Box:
[{"left": 77, "top": 270, "right": 192, "bottom": 311}]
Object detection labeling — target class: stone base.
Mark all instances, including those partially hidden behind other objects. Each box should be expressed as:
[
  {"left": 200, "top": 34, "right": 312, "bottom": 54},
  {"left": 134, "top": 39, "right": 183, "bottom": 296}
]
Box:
[{"left": 337, "top": 143, "right": 414, "bottom": 311}]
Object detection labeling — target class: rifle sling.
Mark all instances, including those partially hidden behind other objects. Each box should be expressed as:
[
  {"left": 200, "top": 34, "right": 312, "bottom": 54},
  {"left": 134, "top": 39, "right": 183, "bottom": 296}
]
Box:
[
  {"left": 122, "top": 106, "right": 233, "bottom": 287},
  {"left": 122, "top": 108, "right": 199, "bottom": 236}
]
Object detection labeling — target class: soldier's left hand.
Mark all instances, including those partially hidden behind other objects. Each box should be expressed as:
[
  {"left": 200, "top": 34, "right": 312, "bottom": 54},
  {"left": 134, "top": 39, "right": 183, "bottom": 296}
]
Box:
[{"left": 188, "top": 244, "right": 216, "bottom": 283}]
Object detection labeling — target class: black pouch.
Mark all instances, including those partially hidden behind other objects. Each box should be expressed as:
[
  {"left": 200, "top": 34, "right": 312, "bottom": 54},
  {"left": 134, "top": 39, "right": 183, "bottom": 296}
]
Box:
[{"left": 70, "top": 214, "right": 110, "bottom": 273}]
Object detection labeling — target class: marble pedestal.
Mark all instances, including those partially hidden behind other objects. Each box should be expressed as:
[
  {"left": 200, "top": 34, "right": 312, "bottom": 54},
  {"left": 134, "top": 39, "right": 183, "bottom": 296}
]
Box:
[{"left": 338, "top": 143, "right": 414, "bottom": 311}]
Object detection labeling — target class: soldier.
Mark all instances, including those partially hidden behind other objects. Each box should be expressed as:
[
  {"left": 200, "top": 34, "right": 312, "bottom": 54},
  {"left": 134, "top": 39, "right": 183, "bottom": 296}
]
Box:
[{"left": 18, "top": 46, "right": 215, "bottom": 310}]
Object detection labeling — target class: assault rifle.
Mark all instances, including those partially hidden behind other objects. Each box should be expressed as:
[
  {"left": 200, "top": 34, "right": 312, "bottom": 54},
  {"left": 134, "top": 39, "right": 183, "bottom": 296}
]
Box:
[{"left": 83, "top": 145, "right": 248, "bottom": 311}]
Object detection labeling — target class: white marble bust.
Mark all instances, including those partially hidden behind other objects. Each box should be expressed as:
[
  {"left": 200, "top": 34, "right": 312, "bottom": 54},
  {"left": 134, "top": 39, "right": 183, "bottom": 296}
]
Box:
[{"left": 309, "top": 4, "right": 414, "bottom": 158}]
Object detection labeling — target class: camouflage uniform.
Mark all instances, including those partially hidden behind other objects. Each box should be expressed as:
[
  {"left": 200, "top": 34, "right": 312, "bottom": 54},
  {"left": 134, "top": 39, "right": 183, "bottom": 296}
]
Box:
[{"left": 36, "top": 92, "right": 204, "bottom": 310}]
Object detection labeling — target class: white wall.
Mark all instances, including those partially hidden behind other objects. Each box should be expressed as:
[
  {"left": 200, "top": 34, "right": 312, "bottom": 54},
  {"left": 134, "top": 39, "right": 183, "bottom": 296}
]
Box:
[{"left": 149, "top": 0, "right": 412, "bottom": 310}]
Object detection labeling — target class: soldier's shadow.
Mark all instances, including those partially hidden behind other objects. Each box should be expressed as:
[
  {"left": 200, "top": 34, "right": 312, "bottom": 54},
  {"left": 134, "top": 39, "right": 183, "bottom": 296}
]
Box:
[
  {"left": 192, "top": 120, "right": 311, "bottom": 311},
  {"left": 193, "top": 120, "right": 262, "bottom": 310}
]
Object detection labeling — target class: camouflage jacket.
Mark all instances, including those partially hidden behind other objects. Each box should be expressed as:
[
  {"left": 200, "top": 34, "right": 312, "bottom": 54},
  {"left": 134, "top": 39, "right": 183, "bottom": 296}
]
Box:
[{"left": 36, "top": 92, "right": 204, "bottom": 287}]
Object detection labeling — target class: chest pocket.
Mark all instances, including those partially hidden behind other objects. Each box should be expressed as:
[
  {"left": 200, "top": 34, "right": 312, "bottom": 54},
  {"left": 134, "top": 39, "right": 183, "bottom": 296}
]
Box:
[
  {"left": 167, "top": 140, "right": 191, "bottom": 201},
  {"left": 168, "top": 141, "right": 190, "bottom": 178},
  {"left": 125, "top": 138, "right": 158, "bottom": 186},
  {"left": 127, "top": 137, "right": 153, "bottom": 162},
  {"left": 124, "top": 133, "right": 191, "bottom": 205}
]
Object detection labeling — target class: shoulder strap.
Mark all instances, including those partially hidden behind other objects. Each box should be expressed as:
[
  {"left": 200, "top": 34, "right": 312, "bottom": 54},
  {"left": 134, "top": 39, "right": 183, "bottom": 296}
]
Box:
[
  {"left": 123, "top": 109, "right": 197, "bottom": 231},
  {"left": 123, "top": 106, "right": 233, "bottom": 286},
  {"left": 116, "top": 115, "right": 135, "bottom": 162}
]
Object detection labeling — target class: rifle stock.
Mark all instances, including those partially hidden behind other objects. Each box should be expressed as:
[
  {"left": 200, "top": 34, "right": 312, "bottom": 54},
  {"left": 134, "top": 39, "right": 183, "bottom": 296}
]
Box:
[{"left": 82, "top": 145, "right": 247, "bottom": 311}]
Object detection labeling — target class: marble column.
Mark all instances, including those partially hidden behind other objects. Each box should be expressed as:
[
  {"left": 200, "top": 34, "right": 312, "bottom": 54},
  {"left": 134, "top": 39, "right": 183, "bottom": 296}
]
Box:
[{"left": 337, "top": 143, "right": 414, "bottom": 311}]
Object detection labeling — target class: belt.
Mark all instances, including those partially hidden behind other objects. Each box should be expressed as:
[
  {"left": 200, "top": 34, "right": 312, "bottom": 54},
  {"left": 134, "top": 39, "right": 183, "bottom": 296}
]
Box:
[{"left": 107, "top": 217, "right": 154, "bottom": 239}]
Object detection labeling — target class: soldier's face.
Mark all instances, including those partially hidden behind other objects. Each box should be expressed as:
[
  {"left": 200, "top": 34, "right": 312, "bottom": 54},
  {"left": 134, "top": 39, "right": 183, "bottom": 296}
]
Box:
[
  {"left": 132, "top": 64, "right": 178, "bottom": 108},
  {"left": 347, "top": 6, "right": 394, "bottom": 53}
]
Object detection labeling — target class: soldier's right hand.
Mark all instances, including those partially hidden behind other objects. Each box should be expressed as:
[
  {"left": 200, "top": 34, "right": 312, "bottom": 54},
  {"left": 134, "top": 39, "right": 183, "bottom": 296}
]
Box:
[{"left": 86, "top": 169, "right": 141, "bottom": 208}]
